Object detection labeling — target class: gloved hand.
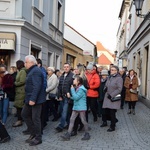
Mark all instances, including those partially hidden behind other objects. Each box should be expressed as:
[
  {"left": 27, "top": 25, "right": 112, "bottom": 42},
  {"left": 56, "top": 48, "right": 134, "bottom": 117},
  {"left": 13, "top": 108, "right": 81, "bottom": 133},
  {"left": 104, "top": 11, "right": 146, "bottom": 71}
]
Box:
[
  {"left": 103, "top": 87, "right": 107, "bottom": 93},
  {"left": 107, "top": 94, "right": 112, "bottom": 99}
]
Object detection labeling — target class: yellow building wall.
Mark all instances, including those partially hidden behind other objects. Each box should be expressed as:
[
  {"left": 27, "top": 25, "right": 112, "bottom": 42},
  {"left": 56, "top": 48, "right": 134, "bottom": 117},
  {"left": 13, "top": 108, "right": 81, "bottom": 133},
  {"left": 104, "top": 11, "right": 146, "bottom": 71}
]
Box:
[{"left": 62, "top": 40, "right": 93, "bottom": 69}]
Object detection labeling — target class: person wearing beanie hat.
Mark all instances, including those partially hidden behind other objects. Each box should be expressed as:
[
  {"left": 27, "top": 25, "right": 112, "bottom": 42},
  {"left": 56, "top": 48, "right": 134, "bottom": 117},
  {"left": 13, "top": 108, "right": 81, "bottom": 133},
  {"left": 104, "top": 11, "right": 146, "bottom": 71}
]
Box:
[
  {"left": 85, "top": 62, "right": 100, "bottom": 122},
  {"left": 98, "top": 69, "right": 109, "bottom": 127},
  {"left": 86, "top": 62, "right": 94, "bottom": 70},
  {"left": 101, "top": 70, "right": 109, "bottom": 76}
]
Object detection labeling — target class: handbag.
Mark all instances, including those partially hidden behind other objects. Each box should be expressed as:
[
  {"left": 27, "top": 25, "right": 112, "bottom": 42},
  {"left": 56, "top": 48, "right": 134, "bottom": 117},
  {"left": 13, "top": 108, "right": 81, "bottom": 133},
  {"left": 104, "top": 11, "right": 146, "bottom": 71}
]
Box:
[
  {"left": 0, "top": 88, "right": 4, "bottom": 101},
  {"left": 130, "top": 89, "right": 137, "bottom": 94},
  {"left": 111, "top": 94, "right": 121, "bottom": 102},
  {"left": 48, "top": 93, "right": 56, "bottom": 99}
]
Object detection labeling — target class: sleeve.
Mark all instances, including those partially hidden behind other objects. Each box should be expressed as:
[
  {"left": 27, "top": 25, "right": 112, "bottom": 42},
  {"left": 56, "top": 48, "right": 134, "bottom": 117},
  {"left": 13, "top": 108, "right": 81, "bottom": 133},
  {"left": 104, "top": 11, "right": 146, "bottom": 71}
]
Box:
[
  {"left": 110, "top": 77, "right": 123, "bottom": 98},
  {"left": 46, "top": 76, "right": 58, "bottom": 93},
  {"left": 30, "top": 70, "right": 43, "bottom": 102},
  {"left": 15, "top": 70, "right": 26, "bottom": 87},
  {"left": 124, "top": 77, "right": 129, "bottom": 89},
  {"left": 71, "top": 88, "right": 83, "bottom": 101},
  {"left": 89, "top": 74, "right": 100, "bottom": 89}
]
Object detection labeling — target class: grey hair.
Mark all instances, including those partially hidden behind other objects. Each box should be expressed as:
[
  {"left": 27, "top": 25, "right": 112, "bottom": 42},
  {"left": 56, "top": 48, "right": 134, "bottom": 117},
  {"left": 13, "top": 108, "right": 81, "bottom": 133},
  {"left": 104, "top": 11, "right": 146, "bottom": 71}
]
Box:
[{"left": 25, "top": 55, "right": 37, "bottom": 64}]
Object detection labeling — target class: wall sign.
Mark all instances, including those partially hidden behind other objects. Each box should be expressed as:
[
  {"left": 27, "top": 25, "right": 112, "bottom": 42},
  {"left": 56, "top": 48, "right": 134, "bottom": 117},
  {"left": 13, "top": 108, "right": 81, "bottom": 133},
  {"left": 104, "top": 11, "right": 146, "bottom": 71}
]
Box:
[{"left": 0, "top": 33, "right": 16, "bottom": 50}]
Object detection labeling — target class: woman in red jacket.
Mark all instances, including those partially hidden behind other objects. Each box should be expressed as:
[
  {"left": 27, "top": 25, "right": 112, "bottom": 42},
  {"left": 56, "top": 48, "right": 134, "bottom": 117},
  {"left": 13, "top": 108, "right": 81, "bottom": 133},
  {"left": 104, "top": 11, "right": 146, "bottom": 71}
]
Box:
[{"left": 86, "top": 62, "right": 100, "bottom": 122}]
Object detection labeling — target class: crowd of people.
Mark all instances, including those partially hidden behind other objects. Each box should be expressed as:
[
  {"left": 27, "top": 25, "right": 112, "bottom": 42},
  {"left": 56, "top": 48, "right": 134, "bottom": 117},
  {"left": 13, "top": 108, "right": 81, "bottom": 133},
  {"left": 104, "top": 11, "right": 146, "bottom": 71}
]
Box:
[{"left": 0, "top": 55, "right": 140, "bottom": 146}]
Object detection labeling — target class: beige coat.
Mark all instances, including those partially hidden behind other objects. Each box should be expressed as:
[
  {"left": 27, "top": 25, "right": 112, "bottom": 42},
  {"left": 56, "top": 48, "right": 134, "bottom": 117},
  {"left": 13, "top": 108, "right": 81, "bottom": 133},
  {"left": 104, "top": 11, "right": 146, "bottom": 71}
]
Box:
[{"left": 124, "top": 75, "right": 138, "bottom": 101}]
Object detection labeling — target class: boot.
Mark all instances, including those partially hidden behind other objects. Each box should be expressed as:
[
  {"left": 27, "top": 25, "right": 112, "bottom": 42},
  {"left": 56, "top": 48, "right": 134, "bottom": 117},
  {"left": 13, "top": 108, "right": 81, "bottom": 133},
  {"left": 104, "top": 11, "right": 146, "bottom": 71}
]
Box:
[
  {"left": 81, "top": 132, "right": 90, "bottom": 140},
  {"left": 60, "top": 132, "right": 71, "bottom": 141},
  {"left": 132, "top": 109, "right": 135, "bottom": 115},
  {"left": 0, "top": 122, "right": 10, "bottom": 143},
  {"left": 100, "top": 122, "right": 107, "bottom": 127},
  {"left": 127, "top": 109, "right": 131, "bottom": 114}
]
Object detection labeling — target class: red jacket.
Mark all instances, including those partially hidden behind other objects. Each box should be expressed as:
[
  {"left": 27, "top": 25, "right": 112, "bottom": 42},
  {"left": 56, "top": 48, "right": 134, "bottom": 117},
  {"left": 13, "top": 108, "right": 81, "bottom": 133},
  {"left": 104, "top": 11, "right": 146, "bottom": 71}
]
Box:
[{"left": 86, "top": 70, "right": 100, "bottom": 97}]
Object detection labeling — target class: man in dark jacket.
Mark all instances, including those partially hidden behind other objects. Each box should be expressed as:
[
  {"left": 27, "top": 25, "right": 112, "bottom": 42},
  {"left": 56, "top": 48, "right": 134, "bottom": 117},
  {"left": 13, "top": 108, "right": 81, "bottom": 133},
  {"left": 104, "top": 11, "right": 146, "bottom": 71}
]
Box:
[
  {"left": 55, "top": 63, "right": 74, "bottom": 132},
  {"left": 21, "top": 55, "right": 46, "bottom": 146}
]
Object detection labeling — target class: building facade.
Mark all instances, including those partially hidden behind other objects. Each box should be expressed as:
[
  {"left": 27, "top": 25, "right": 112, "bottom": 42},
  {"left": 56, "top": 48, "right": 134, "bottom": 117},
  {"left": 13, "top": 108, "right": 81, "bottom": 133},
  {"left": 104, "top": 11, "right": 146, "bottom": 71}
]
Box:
[
  {"left": 116, "top": 0, "right": 150, "bottom": 100},
  {"left": 116, "top": 0, "right": 130, "bottom": 68},
  {"left": 0, "top": 0, "right": 65, "bottom": 69},
  {"left": 63, "top": 23, "right": 96, "bottom": 69}
]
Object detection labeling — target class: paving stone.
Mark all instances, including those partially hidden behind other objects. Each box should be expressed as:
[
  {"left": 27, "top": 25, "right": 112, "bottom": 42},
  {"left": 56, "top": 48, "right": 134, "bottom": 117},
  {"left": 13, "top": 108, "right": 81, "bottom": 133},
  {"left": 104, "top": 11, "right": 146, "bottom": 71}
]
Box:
[{"left": 0, "top": 102, "right": 150, "bottom": 150}]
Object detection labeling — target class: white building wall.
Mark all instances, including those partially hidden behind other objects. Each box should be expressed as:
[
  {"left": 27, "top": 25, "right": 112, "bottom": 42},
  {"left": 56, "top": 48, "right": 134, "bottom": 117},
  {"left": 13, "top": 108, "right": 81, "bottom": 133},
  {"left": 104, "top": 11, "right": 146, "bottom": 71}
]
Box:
[
  {"left": 64, "top": 24, "right": 95, "bottom": 56},
  {"left": 0, "top": 0, "right": 65, "bottom": 69}
]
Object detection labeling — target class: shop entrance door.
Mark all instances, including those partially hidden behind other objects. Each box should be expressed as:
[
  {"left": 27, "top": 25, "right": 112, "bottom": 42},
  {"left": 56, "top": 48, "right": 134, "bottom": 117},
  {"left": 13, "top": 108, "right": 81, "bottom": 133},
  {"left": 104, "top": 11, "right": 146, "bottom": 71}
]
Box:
[{"left": 0, "top": 50, "right": 10, "bottom": 68}]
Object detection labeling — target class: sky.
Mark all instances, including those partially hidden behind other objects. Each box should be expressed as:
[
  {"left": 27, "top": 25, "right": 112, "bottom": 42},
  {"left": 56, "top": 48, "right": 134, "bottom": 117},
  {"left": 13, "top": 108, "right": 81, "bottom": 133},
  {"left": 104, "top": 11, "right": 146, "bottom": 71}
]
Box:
[{"left": 64, "top": 0, "right": 123, "bottom": 52}]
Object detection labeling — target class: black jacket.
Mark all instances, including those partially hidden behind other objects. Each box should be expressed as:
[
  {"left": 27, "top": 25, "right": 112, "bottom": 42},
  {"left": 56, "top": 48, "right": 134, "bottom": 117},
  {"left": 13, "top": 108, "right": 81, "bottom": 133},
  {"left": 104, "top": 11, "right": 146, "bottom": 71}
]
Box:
[{"left": 58, "top": 71, "right": 74, "bottom": 98}]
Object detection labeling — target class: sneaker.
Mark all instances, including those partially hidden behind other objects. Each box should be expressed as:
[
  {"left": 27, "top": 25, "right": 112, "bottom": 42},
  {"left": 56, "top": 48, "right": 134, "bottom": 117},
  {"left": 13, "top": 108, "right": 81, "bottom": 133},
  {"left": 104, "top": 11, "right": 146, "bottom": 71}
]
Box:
[
  {"left": 81, "top": 132, "right": 90, "bottom": 140},
  {"left": 55, "top": 126, "right": 63, "bottom": 132},
  {"left": 60, "top": 132, "right": 71, "bottom": 141}
]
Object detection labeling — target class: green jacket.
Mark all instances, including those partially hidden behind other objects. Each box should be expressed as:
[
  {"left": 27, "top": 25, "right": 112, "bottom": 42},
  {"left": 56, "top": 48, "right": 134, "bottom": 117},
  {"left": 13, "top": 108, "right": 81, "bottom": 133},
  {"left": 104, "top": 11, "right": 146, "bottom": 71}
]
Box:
[{"left": 14, "top": 67, "right": 27, "bottom": 108}]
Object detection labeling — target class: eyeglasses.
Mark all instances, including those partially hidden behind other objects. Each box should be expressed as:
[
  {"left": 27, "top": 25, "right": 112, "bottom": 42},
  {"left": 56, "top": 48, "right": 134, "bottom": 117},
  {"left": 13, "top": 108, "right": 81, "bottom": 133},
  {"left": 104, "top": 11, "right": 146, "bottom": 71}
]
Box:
[{"left": 111, "top": 69, "right": 117, "bottom": 71}]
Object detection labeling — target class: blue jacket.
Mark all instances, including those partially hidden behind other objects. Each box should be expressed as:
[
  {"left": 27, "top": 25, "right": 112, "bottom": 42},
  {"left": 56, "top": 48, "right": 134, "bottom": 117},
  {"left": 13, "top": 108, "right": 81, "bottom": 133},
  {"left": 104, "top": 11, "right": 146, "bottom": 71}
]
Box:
[
  {"left": 24, "top": 65, "right": 46, "bottom": 104},
  {"left": 71, "top": 85, "right": 87, "bottom": 111}
]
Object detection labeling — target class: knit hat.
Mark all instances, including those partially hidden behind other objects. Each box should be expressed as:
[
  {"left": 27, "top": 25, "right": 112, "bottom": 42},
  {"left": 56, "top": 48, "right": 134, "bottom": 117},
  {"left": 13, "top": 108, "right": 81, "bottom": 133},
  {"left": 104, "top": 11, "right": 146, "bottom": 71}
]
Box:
[
  {"left": 101, "top": 70, "right": 109, "bottom": 76},
  {"left": 47, "top": 67, "right": 55, "bottom": 72},
  {"left": 86, "top": 62, "right": 94, "bottom": 70}
]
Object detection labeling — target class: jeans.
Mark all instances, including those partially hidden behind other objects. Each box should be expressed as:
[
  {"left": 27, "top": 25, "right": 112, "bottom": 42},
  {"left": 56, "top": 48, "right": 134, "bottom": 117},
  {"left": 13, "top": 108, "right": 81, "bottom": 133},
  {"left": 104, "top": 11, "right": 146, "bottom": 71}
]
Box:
[
  {"left": 58, "top": 97, "right": 69, "bottom": 129},
  {"left": 0, "top": 98, "right": 9, "bottom": 124},
  {"left": 21, "top": 104, "right": 42, "bottom": 141}
]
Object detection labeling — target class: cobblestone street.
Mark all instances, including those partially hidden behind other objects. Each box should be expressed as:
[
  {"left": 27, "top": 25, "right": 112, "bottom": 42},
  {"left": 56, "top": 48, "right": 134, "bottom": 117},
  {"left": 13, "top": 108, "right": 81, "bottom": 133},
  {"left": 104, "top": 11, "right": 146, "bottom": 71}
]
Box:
[{"left": 1, "top": 101, "right": 150, "bottom": 150}]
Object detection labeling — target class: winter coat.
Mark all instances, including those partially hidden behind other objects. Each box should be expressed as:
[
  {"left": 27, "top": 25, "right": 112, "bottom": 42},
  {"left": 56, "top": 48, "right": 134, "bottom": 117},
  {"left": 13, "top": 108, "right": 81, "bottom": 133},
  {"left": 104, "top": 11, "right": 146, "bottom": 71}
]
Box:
[
  {"left": 124, "top": 75, "right": 138, "bottom": 101},
  {"left": 14, "top": 67, "right": 26, "bottom": 108},
  {"left": 71, "top": 85, "right": 87, "bottom": 111},
  {"left": 24, "top": 65, "right": 46, "bottom": 104},
  {"left": 58, "top": 71, "right": 74, "bottom": 98},
  {"left": 85, "top": 70, "right": 100, "bottom": 97},
  {"left": 1, "top": 73, "right": 14, "bottom": 98},
  {"left": 46, "top": 73, "right": 58, "bottom": 100},
  {"left": 103, "top": 74, "right": 123, "bottom": 109}
]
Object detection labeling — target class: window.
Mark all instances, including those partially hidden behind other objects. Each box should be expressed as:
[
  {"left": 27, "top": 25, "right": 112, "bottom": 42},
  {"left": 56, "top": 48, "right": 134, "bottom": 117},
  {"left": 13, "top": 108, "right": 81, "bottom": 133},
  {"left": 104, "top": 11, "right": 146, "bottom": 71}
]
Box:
[
  {"left": 32, "top": 6, "right": 44, "bottom": 29},
  {"left": 66, "top": 54, "right": 75, "bottom": 68}
]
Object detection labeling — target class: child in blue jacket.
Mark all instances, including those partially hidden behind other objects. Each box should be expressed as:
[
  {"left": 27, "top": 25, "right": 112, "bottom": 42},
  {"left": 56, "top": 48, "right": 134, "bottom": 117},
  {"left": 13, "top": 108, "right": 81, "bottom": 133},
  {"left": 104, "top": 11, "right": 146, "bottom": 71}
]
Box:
[{"left": 61, "top": 75, "right": 90, "bottom": 141}]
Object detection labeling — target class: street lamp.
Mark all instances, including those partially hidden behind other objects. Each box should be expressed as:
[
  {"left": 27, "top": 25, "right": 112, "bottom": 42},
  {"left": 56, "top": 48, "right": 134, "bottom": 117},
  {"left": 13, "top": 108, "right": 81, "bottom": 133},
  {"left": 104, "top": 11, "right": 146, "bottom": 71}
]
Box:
[{"left": 133, "top": 0, "right": 144, "bottom": 17}]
